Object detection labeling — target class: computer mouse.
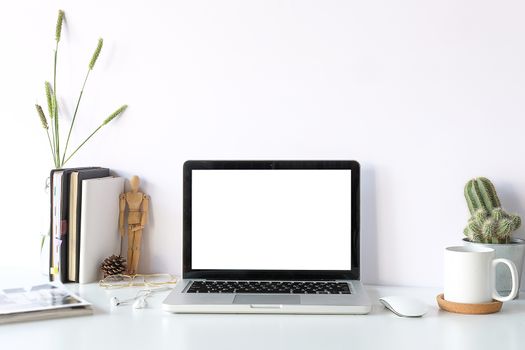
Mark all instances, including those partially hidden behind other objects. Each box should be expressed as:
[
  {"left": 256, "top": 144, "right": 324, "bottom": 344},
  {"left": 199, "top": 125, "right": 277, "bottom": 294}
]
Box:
[{"left": 379, "top": 296, "right": 427, "bottom": 317}]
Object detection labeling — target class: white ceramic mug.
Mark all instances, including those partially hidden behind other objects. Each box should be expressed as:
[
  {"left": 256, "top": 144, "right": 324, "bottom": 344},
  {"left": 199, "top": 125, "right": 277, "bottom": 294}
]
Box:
[{"left": 444, "top": 246, "right": 518, "bottom": 303}]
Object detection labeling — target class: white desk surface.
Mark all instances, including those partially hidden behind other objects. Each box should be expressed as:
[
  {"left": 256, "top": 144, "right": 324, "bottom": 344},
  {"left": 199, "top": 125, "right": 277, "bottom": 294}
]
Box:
[{"left": 1, "top": 271, "right": 524, "bottom": 350}]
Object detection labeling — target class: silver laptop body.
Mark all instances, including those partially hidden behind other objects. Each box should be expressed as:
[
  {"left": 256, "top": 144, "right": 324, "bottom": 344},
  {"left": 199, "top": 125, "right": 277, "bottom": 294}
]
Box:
[{"left": 163, "top": 160, "right": 372, "bottom": 314}]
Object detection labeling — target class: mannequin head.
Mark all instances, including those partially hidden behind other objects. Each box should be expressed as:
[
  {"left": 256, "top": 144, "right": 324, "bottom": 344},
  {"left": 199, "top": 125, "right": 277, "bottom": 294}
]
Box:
[{"left": 130, "top": 176, "right": 140, "bottom": 193}]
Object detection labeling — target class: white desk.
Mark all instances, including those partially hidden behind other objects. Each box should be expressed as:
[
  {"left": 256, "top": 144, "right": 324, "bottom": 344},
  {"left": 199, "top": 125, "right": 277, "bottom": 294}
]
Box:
[{"left": 1, "top": 272, "right": 524, "bottom": 350}]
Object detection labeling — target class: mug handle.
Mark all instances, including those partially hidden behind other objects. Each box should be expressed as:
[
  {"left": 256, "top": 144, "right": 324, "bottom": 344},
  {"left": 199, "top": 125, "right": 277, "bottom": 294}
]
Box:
[{"left": 491, "top": 258, "right": 519, "bottom": 302}]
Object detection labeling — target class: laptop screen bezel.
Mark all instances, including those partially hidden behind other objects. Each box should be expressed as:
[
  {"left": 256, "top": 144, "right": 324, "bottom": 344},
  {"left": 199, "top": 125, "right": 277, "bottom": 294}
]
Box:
[{"left": 183, "top": 160, "right": 360, "bottom": 281}]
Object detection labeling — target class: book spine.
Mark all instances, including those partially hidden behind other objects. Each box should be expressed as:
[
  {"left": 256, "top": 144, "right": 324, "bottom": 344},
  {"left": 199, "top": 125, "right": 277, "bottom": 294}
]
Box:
[
  {"left": 51, "top": 172, "right": 63, "bottom": 282},
  {"left": 68, "top": 173, "right": 78, "bottom": 282},
  {"left": 49, "top": 172, "right": 54, "bottom": 282},
  {"left": 78, "top": 181, "right": 90, "bottom": 284}
]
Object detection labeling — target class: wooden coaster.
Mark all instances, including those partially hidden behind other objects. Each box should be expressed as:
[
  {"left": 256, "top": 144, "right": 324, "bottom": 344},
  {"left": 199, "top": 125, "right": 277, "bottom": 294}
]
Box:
[{"left": 436, "top": 294, "right": 502, "bottom": 314}]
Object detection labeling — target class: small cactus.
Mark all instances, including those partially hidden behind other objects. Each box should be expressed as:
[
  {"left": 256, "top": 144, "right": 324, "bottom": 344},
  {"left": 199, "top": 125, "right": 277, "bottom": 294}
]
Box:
[{"left": 463, "top": 177, "right": 521, "bottom": 244}]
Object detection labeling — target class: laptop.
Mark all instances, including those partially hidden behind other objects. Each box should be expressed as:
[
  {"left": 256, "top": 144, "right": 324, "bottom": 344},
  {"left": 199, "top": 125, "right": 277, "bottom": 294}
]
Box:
[{"left": 162, "top": 160, "right": 372, "bottom": 314}]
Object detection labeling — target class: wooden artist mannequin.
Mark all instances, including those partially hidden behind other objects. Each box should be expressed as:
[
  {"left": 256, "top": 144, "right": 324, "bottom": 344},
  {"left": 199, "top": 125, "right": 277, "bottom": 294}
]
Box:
[{"left": 119, "top": 176, "right": 150, "bottom": 274}]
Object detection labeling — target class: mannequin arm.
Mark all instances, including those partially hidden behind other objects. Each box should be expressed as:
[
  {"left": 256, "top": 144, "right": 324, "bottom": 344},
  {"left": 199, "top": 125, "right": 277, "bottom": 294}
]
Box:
[
  {"left": 141, "top": 195, "right": 150, "bottom": 226},
  {"left": 119, "top": 193, "right": 126, "bottom": 237}
]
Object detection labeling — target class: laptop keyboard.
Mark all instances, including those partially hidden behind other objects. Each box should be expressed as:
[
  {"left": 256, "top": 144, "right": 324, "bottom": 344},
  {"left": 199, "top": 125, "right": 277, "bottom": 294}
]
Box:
[{"left": 186, "top": 281, "right": 351, "bottom": 294}]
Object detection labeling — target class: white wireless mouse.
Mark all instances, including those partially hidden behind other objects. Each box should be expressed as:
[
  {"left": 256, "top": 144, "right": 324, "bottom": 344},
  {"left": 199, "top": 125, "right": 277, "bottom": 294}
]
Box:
[{"left": 379, "top": 296, "right": 427, "bottom": 317}]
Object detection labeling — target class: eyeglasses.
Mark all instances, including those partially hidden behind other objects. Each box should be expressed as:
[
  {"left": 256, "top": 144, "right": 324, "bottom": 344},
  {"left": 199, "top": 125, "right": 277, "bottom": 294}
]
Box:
[{"left": 99, "top": 274, "right": 178, "bottom": 289}]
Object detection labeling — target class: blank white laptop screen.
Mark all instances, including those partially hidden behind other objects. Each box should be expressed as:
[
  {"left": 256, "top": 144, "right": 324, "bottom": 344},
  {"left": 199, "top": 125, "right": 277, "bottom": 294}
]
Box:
[{"left": 191, "top": 169, "right": 352, "bottom": 271}]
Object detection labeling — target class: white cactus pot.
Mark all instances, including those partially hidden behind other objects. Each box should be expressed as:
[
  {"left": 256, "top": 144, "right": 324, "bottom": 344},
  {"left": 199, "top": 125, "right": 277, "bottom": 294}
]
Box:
[{"left": 463, "top": 238, "right": 525, "bottom": 298}]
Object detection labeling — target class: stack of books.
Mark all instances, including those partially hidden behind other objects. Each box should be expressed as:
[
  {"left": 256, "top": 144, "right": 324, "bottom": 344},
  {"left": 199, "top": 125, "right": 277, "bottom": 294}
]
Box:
[{"left": 50, "top": 167, "right": 124, "bottom": 284}]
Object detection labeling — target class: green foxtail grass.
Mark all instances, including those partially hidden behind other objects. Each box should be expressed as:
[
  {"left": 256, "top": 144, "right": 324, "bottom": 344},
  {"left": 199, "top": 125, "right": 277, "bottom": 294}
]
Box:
[{"left": 35, "top": 10, "right": 127, "bottom": 168}]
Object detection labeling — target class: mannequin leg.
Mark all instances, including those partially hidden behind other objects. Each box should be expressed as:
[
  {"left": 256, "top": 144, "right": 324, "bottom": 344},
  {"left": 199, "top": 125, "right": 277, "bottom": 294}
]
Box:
[
  {"left": 131, "top": 229, "right": 143, "bottom": 274},
  {"left": 127, "top": 228, "right": 136, "bottom": 274}
]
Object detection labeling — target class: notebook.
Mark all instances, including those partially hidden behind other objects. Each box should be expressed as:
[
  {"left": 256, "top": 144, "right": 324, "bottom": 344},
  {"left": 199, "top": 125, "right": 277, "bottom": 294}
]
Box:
[
  {"left": 79, "top": 176, "right": 124, "bottom": 284},
  {"left": 68, "top": 168, "right": 110, "bottom": 282}
]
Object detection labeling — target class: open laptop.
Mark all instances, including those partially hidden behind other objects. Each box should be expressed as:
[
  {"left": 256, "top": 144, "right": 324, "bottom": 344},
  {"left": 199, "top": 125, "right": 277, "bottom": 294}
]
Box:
[{"left": 162, "top": 160, "right": 371, "bottom": 314}]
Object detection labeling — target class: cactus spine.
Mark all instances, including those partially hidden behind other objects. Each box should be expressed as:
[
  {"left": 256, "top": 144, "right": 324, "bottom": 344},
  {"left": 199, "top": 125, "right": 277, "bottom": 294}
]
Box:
[{"left": 463, "top": 177, "right": 521, "bottom": 244}]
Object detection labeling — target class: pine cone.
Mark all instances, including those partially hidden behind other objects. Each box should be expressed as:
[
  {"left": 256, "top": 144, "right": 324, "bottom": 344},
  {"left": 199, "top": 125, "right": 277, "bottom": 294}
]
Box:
[{"left": 101, "top": 255, "right": 127, "bottom": 277}]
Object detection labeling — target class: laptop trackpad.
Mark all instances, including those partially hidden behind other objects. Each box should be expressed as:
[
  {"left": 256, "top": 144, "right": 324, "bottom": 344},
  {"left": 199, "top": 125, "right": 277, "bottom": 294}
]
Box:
[{"left": 233, "top": 295, "right": 300, "bottom": 305}]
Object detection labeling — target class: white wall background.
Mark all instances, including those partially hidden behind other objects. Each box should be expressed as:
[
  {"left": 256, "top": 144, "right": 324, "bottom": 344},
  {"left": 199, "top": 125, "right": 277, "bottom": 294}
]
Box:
[{"left": 1, "top": 0, "right": 525, "bottom": 288}]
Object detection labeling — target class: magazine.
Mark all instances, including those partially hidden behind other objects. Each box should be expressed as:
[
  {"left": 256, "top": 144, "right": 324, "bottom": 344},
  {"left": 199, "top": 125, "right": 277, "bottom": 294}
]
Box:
[{"left": 0, "top": 282, "right": 92, "bottom": 324}]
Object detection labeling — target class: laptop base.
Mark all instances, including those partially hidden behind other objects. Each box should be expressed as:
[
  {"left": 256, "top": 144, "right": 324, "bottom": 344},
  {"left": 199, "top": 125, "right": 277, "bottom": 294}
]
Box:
[{"left": 162, "top": 279, "right": 372, "bottom": 315}]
